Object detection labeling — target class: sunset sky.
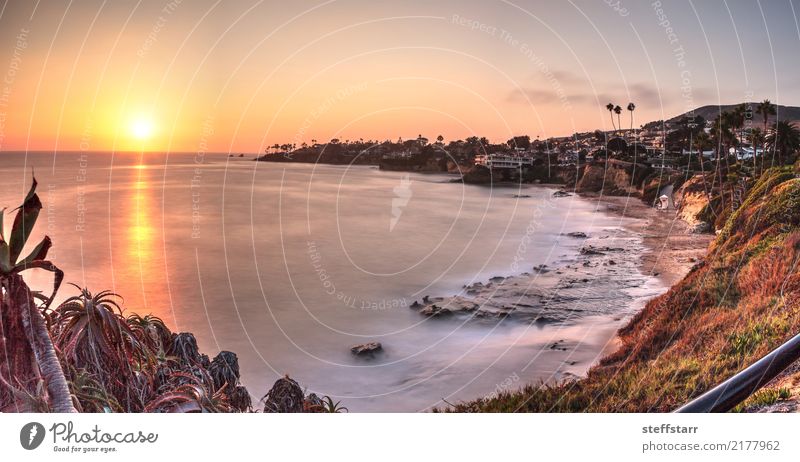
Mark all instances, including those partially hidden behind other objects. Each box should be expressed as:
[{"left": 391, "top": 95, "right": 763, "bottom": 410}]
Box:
[{"left": 0, "top": 0, "right": 799, "bottom": 153}]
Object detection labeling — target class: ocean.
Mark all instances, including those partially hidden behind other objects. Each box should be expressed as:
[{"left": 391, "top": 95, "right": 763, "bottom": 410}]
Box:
[{"left": 0, "top": 151, "right": 661, "bottom": 411}]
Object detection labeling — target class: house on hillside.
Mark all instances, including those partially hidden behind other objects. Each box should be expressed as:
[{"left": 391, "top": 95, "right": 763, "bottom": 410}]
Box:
[{"left": 474, "top": 153, "right": 533, "bottom": 169}]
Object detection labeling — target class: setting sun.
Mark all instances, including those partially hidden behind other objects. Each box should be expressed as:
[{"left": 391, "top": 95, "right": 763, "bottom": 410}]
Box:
[{"left": 130, "top": 118, "right": 154, "bottom": 140}]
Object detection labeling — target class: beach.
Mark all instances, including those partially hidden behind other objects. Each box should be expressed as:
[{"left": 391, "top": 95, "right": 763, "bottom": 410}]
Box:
[{"left": 591, "top": 194, "right": 714, "bottom": 287}]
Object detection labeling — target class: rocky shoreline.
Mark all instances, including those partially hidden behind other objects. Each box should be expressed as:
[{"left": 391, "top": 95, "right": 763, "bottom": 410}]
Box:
[
  {"left": 582, "top": 193, "right": 713, "bottom": 288},
  {"left": 406, "top": 187, "right": 710, "bottom": 322},
  {"left": 388, "top": 185, "right": 713, "bottom": 391}
]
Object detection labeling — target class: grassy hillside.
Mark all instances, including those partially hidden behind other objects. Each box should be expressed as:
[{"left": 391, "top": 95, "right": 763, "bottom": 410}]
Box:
[{"left": 442, "top": 166, "right": 800, "bottom": 412}]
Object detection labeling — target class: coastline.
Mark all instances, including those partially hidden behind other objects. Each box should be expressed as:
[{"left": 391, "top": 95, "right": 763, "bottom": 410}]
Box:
[
  {"left": 582, "top": 193, "right": 713, "bottom": 288},
  {"left": 408, "top": 183, "right": 715, "bottom": 400},
  {"left": 566, "top": 191, "right": 712, "bottom": 372}
]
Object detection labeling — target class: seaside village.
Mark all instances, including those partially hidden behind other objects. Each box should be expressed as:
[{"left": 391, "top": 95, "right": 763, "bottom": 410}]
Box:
[
  {"left": 258, "top": 103, "right": 776, "bottom": 189},
  {"left": 381, "top": 112, "right": 762, "bottom": 170}
]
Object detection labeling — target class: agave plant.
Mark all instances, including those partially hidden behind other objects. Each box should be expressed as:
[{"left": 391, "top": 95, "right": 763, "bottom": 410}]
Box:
[
  {"left": 0, "top": 176, "right": 75, "bottom": 412},
  {"left": 208, "top": 351, "right": 251, "bottom": 412},
  {"left": 227, "top": 384, "right": 252, "bottom": 412},
  {"left": 51, "top": 286, "right": 150, "bottom": 411},
  {"left": 300, "top": 392, "right": 347, "bottom": 413},
  {"left": 261, "top": 375, "right": 305, "bottom": 413},
  {"left": 64, "top": 364, "right": 123, "bottom": 413},
  {"left": 169, "top": 332, "right": 209, "bottom": 367},
  {"left": 208, "top": 351, "right": 239, "bottom": 389},
  {"left": 127, "top": 313, "right": 171, "bottom": 356},
  {"left": 319, "top": 395, "right": 348, "bottom": 413},
  {"left": 144, "top": 372, "right": 231, "bottom": 413}
]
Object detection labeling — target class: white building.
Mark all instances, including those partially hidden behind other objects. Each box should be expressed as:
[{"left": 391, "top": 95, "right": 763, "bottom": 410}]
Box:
[
  {"left": 475, "top": 154, "right": 534, "bottom": 169},
  {"left": 734, "top": 146, "right": 761, "bottom": 160},
  {"left": 681, "top": 149, "right": 716, "bottom": 158}
]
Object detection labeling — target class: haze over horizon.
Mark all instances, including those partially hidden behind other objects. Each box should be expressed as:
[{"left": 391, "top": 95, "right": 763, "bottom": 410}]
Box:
[{"left": 1, "top": 0, "right": 799, "bottom": 153}]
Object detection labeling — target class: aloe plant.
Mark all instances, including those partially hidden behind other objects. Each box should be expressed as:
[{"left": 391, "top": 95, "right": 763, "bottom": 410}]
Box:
[
  {"left": 51, "top": 286, "right": 151, "bottom": 412},
  {"left": 320, "top": 395, "right": 348, "bottom": 413},
  {"left": 0, "top": 176, "right": 75, "bottom": 412},
  {"left": 127, "top": 313, "right": 171, "bottom": 355},
  {"left": 64, "top": 365, "right": 123, "bottom": 413},
  {"left": 144, "top": 372, "right": 231, "bottom": 413}
]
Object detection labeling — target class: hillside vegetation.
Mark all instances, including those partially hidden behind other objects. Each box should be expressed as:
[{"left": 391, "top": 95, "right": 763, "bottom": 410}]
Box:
[
  {"left": 667, "top": 103, "right": 800, "bottom": 126},
  {"left": 443, "top": 166, "right": 800, "bottom": 412}
]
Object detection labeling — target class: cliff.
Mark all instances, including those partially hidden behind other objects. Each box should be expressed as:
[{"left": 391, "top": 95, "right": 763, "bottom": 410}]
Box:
[
  {"left": 460, "top": 164, "right": 577, "bottom": 185},
  {"left": 575, "top": 159, "right": 653, "bottom": 197},
  {"left": 673, "top": 175, "right": 713, "bottom": 232},
  {"left": 461, "top": 160, "right": 653, "bottom": 197},
  {"left": 378, "top": 154, "right": 448, "bottom": 172}
]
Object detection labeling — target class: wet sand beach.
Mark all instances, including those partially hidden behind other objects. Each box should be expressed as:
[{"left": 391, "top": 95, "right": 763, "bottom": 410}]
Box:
[{"left": 592, "top": 194, "right": 714, "bottom": 287}]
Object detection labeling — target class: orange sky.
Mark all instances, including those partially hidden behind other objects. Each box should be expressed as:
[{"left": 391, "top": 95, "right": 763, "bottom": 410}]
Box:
[{"left": 0, "top": 0, "right": 797, "bottom": 153}]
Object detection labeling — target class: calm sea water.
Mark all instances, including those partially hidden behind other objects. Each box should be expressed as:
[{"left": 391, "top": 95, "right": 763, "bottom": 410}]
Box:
[{"left": 0, "top": 151, "right": 655, "bottom": 411}]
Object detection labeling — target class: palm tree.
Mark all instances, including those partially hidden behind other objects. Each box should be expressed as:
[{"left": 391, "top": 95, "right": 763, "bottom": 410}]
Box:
[
  {"left": 748, "top": 127, "right": 764, "bottom": 173},
  {"left": 693, "top": 132, "right": 712, "bottom": 205},
  {"left": 709, "top": 113, "right": 736, "bottom": 210},
  {"left": 766, "top": 120, "right": 800, "bottom": 165},
  {"left": 627, "top": 102, "right": 636, "bottom": 132},
  {"left": 730, "top": 104, "right": 747, "bottom": 153},
  {"left": 0, "top": 177, "right": 75, "bottom": 412},
  {"left": 606, "top": 103, "right": 616, "bottom": 132},
  {"left": 614, "top": 105, "right": 622, "bottom": 135},
  {"left": 757, "top": 99, "right": 776, "bottom": 132}
]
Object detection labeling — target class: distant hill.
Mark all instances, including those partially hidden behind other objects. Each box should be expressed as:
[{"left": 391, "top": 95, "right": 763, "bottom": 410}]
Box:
[{"left": 666, "top": 103, "right": 800, "bottom": 125}]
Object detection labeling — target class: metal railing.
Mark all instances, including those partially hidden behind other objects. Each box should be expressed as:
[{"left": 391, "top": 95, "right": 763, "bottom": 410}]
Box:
[{"left": 676, "top": 332, "right": 800, "bottom": 413}]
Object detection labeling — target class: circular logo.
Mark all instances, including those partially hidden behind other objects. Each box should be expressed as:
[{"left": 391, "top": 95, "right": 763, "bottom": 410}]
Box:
[{"left": 19, "top": 422, "right": 45, "bottom": 450}]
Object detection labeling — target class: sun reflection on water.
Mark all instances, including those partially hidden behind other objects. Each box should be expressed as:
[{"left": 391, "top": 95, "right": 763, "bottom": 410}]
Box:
[
  {"left": 122, "top": 157, "right": 163, "bottom": 313},
  {"left": 129, "top": 174, "right": 154, "bottom": 261}
]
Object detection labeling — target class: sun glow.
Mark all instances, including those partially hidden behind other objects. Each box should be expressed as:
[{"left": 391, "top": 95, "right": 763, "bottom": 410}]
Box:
[{"left": 130, "top": 118, "right": 155, "bottom": 140}]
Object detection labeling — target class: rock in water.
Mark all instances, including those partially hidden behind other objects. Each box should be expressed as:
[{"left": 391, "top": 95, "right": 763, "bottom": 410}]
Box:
[
  {"left": 351, "top": 342, "right": 383, "bottom": 355},
  {"left": 580, "top": 246, "right": 605, "bottom": 256},
  {"left": 565, "top": 231, "right": 588, "bottom": 238},
  {"left": 419, "top": 304, "right": 452, "bottom": 317}
]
